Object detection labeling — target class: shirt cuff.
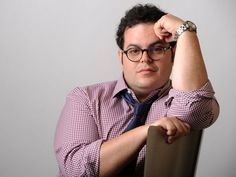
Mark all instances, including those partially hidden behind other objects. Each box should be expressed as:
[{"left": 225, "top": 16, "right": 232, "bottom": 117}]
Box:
[{"left": 165, "top": 80, "right": 215, "bottom": 108}]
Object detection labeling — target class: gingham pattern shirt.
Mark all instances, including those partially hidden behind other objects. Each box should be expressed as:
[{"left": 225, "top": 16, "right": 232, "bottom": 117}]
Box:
[{"left": 54, "top": 77, "right": 219, "bottom": 177}]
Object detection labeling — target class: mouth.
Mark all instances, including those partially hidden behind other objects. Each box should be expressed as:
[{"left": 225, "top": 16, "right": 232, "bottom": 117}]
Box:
[{"left": 137, "top": 67, "right": 157, "bottom": 73}]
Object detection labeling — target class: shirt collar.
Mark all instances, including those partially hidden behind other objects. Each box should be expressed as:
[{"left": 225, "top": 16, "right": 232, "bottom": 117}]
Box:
[
  {"left": 113, "top": 74, "right": 172, "bottom": 100},
  {"left": 113, "top": 75, "right": 128, "bottom": 98}
]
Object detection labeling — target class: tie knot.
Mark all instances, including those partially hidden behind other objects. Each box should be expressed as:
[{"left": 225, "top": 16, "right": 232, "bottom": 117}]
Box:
[{"left": 121, "top": 90, "right": 159, "bottom": 131}]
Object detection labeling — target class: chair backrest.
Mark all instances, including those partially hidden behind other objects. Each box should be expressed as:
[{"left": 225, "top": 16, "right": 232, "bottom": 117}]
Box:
[{"left": 144, "top": 126, "right": 203, "bottom": 177}]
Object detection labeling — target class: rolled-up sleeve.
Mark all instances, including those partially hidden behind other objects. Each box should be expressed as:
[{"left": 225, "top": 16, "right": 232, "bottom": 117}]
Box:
[
  {"left": 165, "top": 81, "right": 220, "bottom": 129},
  {"left": 54, "top": 87, "right": 102, "bottom": 177}
]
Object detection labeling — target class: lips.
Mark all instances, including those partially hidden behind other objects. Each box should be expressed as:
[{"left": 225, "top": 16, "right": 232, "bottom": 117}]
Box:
[{"left": 137, "top": 67, "right": 157, "bottom": 73}]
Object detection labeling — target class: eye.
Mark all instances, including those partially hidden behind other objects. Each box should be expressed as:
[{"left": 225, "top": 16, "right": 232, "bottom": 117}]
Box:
[
  {"left": 127, "top": 48, "right": 141, "bottom": 55},
  {"left": 150, "top": 47, "right": 164, "bottom": 54}
]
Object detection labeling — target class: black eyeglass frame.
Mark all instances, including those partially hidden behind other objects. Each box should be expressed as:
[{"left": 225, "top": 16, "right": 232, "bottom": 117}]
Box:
[{"left": 122, "top": 44, "right": 173, "bottom": 62}]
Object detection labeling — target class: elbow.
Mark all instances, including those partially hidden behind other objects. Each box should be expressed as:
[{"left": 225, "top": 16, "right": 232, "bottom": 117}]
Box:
[
  {"left": 54, "top": 142, "right": 100, "bottom": 177},
  {"left": 54, "top": 146, "right": 86, "bottom": 177},
  {"left": 184, "top": 99, "right": 220, "bottom": 130}
]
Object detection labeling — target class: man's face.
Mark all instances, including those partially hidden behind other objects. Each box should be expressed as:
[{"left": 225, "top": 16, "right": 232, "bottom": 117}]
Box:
[{"left": 118, "top": 23, "right": 173, "bottom": 98}]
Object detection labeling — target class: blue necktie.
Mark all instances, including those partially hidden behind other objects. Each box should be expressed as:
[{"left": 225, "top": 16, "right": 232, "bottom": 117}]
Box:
[{"left": 118, "top": 90, "right": 159, "bottom": 177}]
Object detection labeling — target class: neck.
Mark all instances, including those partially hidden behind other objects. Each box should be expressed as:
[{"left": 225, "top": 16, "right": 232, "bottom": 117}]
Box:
[
  {"left": 138, "top": 96, "right": 148, "bottom": 103},
  {"left": 134, "top": 90, "right": 151, "bottom": 102}
]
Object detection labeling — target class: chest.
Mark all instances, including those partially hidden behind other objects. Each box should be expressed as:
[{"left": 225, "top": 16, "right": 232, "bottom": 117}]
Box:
[{"left": 92, "top": 96, "right": 168, "bottom": 140}]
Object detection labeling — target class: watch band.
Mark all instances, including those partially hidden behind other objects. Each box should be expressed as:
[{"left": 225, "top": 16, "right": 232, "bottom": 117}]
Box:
[{"left": 174, "top": 21, "right": 197, "bottom": 41}]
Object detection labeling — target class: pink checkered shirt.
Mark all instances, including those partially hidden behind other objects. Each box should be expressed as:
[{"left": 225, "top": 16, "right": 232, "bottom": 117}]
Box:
[{"left": 54, "top": 76, "right": 219, "bottom": 177}]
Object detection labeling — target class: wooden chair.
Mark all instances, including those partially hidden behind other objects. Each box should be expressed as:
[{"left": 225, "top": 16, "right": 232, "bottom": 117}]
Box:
[{"left": 144, "top": 126, "right": 203, "bottom": 177}]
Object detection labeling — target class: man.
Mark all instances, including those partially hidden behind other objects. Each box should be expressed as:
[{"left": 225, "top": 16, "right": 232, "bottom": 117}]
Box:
[{"left": 54, "top": 4, "right": 219, "bottom": 177}]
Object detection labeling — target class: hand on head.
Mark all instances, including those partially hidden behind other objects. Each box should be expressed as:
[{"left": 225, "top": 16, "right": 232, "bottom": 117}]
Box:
[{"left": 154, "top": 14, "right": 184, "bottom": 43}]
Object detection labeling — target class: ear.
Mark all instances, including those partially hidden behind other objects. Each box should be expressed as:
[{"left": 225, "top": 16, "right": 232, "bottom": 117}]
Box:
[{"left": 117, "top": 49, "right": 124, "bottom": 65}]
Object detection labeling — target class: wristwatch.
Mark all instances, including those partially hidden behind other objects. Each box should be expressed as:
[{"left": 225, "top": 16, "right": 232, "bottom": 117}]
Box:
[{"left": 175, "top": 21, "right": 197, "bottom": 40}]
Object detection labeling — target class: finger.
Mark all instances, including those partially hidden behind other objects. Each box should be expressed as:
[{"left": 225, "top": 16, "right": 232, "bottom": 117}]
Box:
[
  {"left": 154, "top": 21, "right": 166, "bottom": 39},
  {"left": 155, "top": 28, "right": 171, "bottom": 40},
  {"left": 158, "top": 126, "right": 167, "bottom": 137},
  {"left": 167, "top": 135, "right": 176, "bottom": 144},
  {"left": 172, "top": 119, "right": 189, "bottom": 137},
  {"left": 184, "top": 122, "right": 191, "bottom": 131},
  {"left": 153, "top": 118, "right": 176, "bottom": 136},
  {"left": 161, "top": 32, "right": 171, "bottom": 37},
  {"left": 167, "top": 123, "right": 191, "bottom": 144},
  {"left": 165, "top": 120, "right": 177, "bottom": 136},
  {"left": 180, "top": 121, "right": 191, "bottom": 135},
  {"left": 163, "top": 33, "right": 177, "bottom": 43}
]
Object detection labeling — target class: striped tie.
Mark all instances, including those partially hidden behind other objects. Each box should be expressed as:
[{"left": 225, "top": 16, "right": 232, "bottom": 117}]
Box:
[{"left": 118, "top": 90, "right": 159, "bottom": 177}]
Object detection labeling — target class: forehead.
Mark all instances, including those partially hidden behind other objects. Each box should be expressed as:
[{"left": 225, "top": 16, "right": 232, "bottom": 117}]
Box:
[{"left": 123, "top": 23, "right": 160, "bottom": 48}]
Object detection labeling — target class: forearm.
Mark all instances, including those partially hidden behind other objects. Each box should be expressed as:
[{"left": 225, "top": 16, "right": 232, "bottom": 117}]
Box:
[
  {"left": 154, "top": 14, "right": 208, "bottom": 91},
  {"left": 172, "top": 31, "right": 208, "bottom": 91},
  {"left": 99, "top": 125, "right": 149, "bottom": 177}
]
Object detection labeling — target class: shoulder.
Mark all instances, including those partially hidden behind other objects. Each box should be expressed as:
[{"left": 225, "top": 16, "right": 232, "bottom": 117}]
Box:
[{"left": 68, "top": 80, "right": 118, "bottom": 100}]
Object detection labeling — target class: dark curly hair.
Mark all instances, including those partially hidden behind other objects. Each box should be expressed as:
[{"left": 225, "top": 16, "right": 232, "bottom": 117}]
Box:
[{"left": 116, "top": 4, "right": 166, "bottom": 50}]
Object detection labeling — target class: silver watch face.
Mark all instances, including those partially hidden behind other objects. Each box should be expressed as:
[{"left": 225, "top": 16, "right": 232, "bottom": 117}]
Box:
[
  {"left": 186, "top": 21, "right": 197, "bottom": 31},
  {"left": 175, "top": 21, "right": 197, "bottom": 40}
]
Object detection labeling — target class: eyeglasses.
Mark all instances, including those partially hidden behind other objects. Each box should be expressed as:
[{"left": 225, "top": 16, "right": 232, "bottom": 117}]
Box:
[{"left": 122, "top": 45, "right": 172, "bottom": 62}]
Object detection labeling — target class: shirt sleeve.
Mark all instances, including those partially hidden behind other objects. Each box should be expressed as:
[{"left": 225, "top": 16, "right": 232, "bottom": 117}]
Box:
[
  {"left": 54, "top": 87, "right": 103, "bottom": 177},
  {"left": 165, "top": 80, "right": 220, "bottom": 129}
]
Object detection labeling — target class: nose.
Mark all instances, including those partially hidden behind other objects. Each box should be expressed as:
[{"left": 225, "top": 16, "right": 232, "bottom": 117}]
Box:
[{"left": 140, "top": 50, "right": 152, "bottom": 63}]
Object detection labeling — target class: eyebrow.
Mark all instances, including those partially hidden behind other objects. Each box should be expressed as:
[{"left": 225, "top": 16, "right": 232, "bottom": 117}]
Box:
[{"left": 126, "top": 40, "right": 167, "bottom": 49}]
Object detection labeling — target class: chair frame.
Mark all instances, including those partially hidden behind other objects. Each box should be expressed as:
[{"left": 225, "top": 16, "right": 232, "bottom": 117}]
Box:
[{"left": 144, "top": 126, "right": 203, "bottom": 177}]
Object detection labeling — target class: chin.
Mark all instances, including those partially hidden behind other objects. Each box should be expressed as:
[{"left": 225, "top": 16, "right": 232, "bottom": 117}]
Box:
[{"left": 137, "top": 81, "right": 159, "bottom": 91}]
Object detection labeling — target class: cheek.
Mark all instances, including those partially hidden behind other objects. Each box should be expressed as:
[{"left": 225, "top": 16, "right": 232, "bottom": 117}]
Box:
[
  {"left": 123, "top": 60, "right": 136, "bottom": 72},
  {"left": 158, "top": 61, "right": 173, "bottom": 76},
  {"left": 122, "top": 61, "right": 137, "bottom": 82}
]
